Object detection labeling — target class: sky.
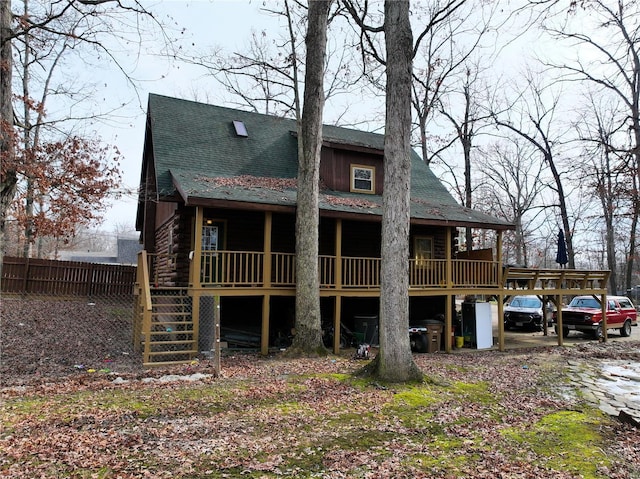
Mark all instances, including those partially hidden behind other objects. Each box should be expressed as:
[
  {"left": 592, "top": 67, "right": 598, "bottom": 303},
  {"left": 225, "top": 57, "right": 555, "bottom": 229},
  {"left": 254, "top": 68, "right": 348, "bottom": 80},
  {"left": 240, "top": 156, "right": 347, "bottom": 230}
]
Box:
[
  {"left": 73, "top": 0, "right": 547, "bottom": 237},
  {"left": 92, "top": 0, "right": 282, "bottom": 234}
]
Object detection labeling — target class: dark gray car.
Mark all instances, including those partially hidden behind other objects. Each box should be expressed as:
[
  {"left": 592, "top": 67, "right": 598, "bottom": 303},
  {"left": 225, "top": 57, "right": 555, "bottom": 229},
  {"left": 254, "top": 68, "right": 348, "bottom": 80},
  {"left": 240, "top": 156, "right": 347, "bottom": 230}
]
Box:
[{"left": 504, "top": 296, "right": 545, "bottom": 331}]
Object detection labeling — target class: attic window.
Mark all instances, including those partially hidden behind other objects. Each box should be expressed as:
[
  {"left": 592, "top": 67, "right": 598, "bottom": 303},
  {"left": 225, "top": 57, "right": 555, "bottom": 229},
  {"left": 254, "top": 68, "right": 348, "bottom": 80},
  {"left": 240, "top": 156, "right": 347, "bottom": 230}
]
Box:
[
  {"left": 350, "top": 165, "right": 375, "bottom": 194},
  {"left": 233, "top": 120, "right": 248, "bottom": 137}
]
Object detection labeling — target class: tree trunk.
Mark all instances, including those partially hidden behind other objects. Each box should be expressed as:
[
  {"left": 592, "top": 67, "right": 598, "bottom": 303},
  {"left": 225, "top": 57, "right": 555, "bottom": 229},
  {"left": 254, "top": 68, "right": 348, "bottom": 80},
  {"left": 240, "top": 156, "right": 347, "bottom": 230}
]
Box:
[
  {"left": 0, "top": 0, "right": 16, "bottom": 275},
  {"left": 369, "top": 0, "right": 422, "bottom": 382},
  {"left": 291, "top": 0, "right": 332, "bottom": 356},
  {"left": 626, "top": 181, "right": 638, "bottom": 293}
]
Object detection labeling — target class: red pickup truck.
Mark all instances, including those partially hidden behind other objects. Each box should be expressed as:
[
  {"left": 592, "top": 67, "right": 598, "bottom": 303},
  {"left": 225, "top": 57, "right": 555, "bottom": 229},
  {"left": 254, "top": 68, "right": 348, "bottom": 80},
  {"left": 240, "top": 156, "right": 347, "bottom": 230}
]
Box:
[{"left": 553, "top": 295, "right": 638, "bottom": 339}]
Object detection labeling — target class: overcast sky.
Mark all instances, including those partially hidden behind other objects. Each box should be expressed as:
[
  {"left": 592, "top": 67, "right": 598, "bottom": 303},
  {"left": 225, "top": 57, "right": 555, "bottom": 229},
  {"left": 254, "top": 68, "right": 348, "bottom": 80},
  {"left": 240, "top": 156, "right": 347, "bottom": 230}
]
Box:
[
  {"left": 93, "top": 0, "right": 281, "bottom": 234},
  {"left": 91, "top": 0, "right": 550, "bottom": 235}
]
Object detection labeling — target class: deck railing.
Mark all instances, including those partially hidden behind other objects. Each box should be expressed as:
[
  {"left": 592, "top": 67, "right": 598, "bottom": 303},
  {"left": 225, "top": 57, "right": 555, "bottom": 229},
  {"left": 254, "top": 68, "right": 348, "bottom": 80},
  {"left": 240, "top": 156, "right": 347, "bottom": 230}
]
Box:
[
  {"left": 454, "top": 260, "right": 498, "bottom": 287},
  {"left": 409, "top": 259, "right": 446, "bottom": 287},
  {"left": 201, "top": 251, "right": 264, "bottom": 285},
  {"left": 144, "top": 250, "right": 608, "bottom": 291},
  {"left": 193, "top": 251, "right": 502, "bottom": 289}
]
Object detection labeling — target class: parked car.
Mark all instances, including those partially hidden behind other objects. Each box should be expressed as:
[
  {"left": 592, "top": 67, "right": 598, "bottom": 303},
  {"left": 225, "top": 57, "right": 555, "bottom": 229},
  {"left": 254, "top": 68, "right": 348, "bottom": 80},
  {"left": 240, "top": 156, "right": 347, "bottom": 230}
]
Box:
[
  {"left": 504, "top": 296, "right": 547, "bottom": 331},
  {"left": 553, "top": 295, "right": 638, "bottom": 339}
]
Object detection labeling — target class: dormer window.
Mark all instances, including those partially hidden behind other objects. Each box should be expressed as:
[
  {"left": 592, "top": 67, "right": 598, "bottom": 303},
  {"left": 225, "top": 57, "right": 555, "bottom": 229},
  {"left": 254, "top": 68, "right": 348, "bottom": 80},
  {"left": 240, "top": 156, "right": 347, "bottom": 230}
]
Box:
[{"left": 351, "top": 165, "right": 375, "bottom": 194}]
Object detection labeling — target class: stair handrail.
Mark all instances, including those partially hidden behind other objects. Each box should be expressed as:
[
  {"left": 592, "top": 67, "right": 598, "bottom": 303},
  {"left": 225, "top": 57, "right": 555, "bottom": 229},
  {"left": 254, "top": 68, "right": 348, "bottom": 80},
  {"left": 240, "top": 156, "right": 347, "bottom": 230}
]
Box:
[
  {"left": 137, "top": 250, "right": 153, "bottom": 312},
  {"left": 136, "top": 251, "right": 153, "bottom": 361}
]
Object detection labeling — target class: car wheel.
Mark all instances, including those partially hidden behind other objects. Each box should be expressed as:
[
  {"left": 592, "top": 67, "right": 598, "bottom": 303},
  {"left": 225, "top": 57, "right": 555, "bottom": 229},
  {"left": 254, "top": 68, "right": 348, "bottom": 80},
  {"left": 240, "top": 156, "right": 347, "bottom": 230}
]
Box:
[
  {"left": 415, "top": 334, "right": 428, "bottom": 353},
  {"left": 620, "top": 320, "right": 632, "bottom": 337},
  {"left": 593, "top": 325, "right": 603, "bottom": 340},
  {"left": 555, "top": 325, "right": 570, "bottom": 338}
]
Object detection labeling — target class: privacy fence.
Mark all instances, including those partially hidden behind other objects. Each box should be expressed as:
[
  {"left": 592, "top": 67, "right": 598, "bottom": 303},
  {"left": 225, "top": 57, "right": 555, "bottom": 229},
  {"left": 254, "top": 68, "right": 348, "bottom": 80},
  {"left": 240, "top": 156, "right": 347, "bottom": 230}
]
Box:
[
  {"left": 1, "top": 256, "right": 142, "bottom": 384},
  {"left": 1, "top": 256, "right": 136, "bottom": 296}
]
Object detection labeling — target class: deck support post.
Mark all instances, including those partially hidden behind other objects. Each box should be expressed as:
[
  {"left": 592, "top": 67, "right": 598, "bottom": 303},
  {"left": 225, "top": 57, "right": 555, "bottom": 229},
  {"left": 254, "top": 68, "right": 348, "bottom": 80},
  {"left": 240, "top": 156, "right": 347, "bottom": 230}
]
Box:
[
  {"left": 496, "top": 231, "right": 504, "bottom": 351},
  {"left": 261, "top": 294, "right": 270, "bottom": 355},
  {"left": 601, "top": 293, "right": 607, "bottom": 342},
  {"left": 334, "top": 219, "right": 343, "bottom": 354},
  {"left": 444, "top": 227, "right": 453, "bottom": 353},
  {"left": 497, "top": 293, "right": 504, "bottom": 351},
  {"left": 556, "top": 295, "right": 563, "bottom": 347},
  {"left": 333, "top": 296, "right": 342, "bottom": 354},
  {"left": 261, "top": 212, "right": 273, "bottom": 355}
]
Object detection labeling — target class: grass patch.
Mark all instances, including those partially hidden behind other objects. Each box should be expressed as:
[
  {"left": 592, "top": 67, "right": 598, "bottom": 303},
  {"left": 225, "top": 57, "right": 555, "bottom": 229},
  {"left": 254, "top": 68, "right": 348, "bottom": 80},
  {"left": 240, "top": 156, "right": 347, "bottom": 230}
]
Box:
[{"left": 502, "top": 410, "right": 612, "bottom": 478}]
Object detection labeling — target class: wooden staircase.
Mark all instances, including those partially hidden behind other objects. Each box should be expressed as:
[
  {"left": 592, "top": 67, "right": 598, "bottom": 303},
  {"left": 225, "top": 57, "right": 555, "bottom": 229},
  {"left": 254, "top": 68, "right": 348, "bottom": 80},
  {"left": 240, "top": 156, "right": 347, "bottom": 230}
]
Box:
[
  {"left": 139, "top": 288, "right": 198, "bottom": 367},
  {"left": 133, "top": 251, "right": 200, "bottom": 367}
]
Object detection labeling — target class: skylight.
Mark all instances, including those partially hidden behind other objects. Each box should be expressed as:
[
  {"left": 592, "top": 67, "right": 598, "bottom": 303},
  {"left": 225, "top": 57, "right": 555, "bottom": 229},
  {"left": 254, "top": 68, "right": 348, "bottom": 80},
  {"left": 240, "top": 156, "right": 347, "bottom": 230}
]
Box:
[{"left": 233, "top": 120, "right": 248, "bottom": 137}]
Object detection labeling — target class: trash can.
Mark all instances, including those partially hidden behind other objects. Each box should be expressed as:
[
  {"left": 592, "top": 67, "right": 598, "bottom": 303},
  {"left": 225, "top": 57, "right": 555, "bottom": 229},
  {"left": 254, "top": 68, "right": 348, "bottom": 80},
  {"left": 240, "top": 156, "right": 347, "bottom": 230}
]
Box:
[
  {"left": 353, "top": 315, "right": 379, "bottom": 345},
  {"left": 426, "top": 321, "right": 443, "bottom": 353}
]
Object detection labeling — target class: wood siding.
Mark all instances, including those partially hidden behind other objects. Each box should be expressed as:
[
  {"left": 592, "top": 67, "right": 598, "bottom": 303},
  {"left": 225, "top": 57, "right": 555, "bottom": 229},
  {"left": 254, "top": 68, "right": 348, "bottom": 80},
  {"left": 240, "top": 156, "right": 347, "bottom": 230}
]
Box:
[{"left": 320, "top": 148, "right": 384, "bottom": 194}]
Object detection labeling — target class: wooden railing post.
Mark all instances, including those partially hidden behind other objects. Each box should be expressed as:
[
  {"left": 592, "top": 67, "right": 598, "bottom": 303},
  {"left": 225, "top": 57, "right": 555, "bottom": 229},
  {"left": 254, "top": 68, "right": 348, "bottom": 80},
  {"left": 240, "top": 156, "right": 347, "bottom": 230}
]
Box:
[
  {"left": 264, "top": 212, "right": 272, "bottom": 288},
  {"left": 190, "top": 207, "right": 204, "bottom": 288},
  {"left": 135, "top": 251, "right": 153, "bottom": 362},
  {"left": 334, "top": 219, "right": 343, "bottom": 354}
]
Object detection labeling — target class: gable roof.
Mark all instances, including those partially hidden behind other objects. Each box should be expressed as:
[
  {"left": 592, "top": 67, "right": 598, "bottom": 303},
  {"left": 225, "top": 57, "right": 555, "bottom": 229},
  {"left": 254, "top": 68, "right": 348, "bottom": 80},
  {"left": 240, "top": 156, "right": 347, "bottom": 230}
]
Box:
[{"left": 141, "top": 94, "right": 513, "bottom": 230}]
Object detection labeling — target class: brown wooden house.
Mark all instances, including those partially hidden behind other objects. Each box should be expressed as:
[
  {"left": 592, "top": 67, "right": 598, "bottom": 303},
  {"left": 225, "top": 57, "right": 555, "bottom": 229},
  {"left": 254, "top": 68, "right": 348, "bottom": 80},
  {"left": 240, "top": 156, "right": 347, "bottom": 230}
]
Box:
[{"left": 134, "top": 94, "right": 609, "bottom": 367}]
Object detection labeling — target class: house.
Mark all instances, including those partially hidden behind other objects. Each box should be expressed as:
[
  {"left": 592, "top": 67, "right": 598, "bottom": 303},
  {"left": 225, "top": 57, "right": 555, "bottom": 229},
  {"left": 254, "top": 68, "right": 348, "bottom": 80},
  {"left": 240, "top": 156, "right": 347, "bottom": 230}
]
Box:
[
  {"left": 134, "top": 94, "right": 609, "bottom": 366},
  {"left": 62, "top": 238, "right": 142, "bottom": 265}
]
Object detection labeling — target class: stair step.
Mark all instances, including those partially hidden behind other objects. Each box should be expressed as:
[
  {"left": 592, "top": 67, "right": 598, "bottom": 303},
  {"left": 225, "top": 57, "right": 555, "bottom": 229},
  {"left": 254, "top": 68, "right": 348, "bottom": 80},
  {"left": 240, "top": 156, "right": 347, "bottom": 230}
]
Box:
[
  {"left": 143, "top": 359, "right": 196, "bottom": 367},
  {"left": 148, "top": 339, "right": 196, "bottom": 346},
  {"left": 152, "top": 315, "right": 193, "bottom": 324},
  {"left": 149, "top": 329, "right": 194, "bottom": 335},
  {"left": 146, "top": 349, "right": 198, "bottom": 357}
]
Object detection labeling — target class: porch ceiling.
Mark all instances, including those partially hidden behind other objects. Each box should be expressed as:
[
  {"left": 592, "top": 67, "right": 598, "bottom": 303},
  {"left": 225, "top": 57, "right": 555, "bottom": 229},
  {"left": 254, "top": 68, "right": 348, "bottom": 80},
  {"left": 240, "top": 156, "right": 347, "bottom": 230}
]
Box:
[{"left": 170, "top": 168, "right": 514, "bottom": 230}]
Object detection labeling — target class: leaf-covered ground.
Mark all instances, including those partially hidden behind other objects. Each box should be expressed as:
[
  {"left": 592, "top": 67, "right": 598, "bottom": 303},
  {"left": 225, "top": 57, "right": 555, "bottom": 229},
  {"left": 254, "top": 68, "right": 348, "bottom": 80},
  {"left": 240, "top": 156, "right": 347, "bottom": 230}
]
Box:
[{"left": 2, "top": 343, "right": 640, "bottom": 479}]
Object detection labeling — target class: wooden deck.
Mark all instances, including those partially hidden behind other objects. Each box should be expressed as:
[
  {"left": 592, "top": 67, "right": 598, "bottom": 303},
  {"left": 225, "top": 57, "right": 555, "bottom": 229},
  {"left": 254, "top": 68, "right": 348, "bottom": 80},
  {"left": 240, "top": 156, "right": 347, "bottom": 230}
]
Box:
[{"left": 134, "top": 251, "right": 611, "bottom": 367}]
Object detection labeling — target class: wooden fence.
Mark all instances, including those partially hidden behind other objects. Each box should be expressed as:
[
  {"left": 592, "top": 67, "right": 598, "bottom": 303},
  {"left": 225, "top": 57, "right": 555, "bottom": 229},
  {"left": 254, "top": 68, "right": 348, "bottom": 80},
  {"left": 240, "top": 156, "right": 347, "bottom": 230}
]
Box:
[{"left": 1, "top": 256, "right": 136, "bottom": 297}]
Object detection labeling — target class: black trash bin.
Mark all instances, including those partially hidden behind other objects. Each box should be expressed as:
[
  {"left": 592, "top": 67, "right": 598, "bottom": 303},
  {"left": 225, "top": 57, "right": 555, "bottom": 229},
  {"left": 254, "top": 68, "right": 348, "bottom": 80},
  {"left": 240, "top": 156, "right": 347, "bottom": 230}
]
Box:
[{"left": 353, "top": 315, "right": 379, "bottom": 345}]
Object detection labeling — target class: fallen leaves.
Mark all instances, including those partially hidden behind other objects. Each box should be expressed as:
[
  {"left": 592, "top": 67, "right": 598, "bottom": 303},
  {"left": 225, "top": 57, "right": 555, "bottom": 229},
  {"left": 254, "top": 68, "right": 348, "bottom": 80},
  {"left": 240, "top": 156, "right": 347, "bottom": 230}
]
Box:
[
  {"left": 2, "top": 346, "right": 640, "bottom": 478},
  {"left": 2, "top": 296, "right": 640, "bottom": 478},
  {"left": 196, "top": 175, "right": 297, "bottom": 191}
]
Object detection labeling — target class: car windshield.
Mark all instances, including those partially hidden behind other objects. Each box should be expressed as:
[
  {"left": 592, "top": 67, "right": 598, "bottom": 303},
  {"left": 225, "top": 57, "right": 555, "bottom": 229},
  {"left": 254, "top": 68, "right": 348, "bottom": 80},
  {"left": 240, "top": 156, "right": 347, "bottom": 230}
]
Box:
[
  {"left": 569, "top": 298, "right": 600, "bottom": 308},
  {"left": 510, "top": 297, "right": 541, "bottom": 308}
]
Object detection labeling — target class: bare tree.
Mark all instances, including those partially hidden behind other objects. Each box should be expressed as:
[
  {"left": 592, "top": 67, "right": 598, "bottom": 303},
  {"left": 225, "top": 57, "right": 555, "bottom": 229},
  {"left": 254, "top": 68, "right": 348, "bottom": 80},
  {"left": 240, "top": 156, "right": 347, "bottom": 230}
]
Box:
[
  {"left": 0, "top": 0, "right": 174, "bottom": 270},
  {"left": 290, "top": 0, "right": 333, "bottom": 356},
  {"left": 491, "top": 73, "right": 577, "bottom": 268},
  {"left": 339, "top": 0, "right": 466, "bottom": 381},
  {"left": 183, "top": 0, "right": 359, "bottom": 125},
  {"left": 0, "top": 0, "right": 16, "bottom": 275},
  {"left": 574, "top": 92, "right": 632, "bottom": 293},
  {"left": 411, "top": 0, "right": 502, "bottom": 166},
  {"left": 477, "top": 139, "right": 547, "bottom": 265},
  {"left": 542, "top": 0, "right": 640, "bottom": 288},
  {"left": 439, "top": 61, "right": 497, "bottom": 250},
  {"left": 377, "top": 0, "right": 422, "bottom": 381}
]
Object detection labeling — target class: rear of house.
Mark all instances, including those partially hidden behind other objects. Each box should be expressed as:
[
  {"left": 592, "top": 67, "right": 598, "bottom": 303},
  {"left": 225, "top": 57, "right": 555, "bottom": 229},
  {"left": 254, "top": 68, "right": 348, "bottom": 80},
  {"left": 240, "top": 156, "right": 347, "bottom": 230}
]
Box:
[{"left": 135, "top": 94, "right": 517, "bottom": 362}]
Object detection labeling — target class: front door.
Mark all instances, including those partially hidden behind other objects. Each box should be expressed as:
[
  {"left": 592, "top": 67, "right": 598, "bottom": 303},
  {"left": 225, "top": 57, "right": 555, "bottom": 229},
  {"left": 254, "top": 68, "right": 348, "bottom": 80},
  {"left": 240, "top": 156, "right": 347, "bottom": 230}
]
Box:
[{"left": 201, "top": 221, "right": 224, "bottom": 284}]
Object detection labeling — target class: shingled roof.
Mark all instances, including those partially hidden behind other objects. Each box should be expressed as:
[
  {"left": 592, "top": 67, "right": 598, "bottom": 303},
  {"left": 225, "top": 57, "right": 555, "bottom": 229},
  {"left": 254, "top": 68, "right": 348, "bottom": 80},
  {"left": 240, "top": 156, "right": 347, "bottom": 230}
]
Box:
[{"left": 141, "top": 94, "right": 513, "bottom": 230}]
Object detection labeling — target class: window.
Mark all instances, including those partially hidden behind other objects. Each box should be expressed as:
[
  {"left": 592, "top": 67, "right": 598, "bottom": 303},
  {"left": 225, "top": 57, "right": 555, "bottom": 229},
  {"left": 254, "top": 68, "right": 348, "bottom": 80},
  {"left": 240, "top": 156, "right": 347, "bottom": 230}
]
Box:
[
  {"left": 414, "top": 236, "right": 433, "bottom": 265},
  {"left": 202, "top": 224, "right": 219, "bottom": 251},
  {"left": 351, "top": 165, "right": 375, "bottom": 193},
  {"left": 232, "top": 120, "right": 248, "bottom": 137}
]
